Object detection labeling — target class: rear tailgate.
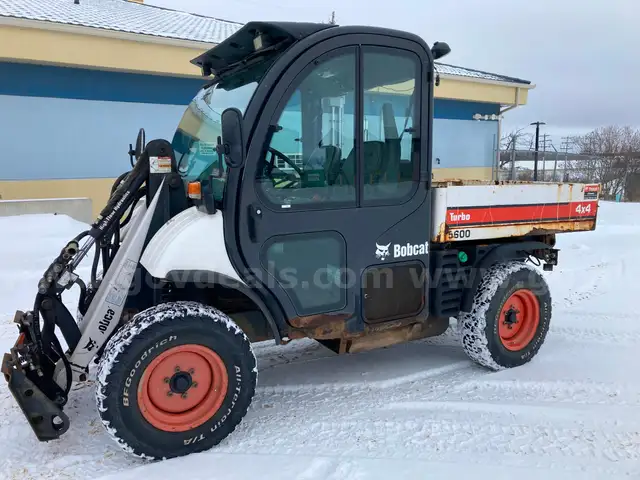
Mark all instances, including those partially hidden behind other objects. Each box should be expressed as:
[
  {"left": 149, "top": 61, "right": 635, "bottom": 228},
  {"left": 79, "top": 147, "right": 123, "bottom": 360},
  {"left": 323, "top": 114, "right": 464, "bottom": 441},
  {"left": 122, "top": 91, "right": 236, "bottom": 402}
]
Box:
[{"left": 431, "top": 182, "right": 600, "bottom": 243}]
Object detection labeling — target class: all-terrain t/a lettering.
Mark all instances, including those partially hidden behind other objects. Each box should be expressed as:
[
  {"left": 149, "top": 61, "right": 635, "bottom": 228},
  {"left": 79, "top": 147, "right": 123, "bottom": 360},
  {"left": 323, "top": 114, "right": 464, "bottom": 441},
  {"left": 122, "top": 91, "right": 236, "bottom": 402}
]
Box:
[
  {"left": 210, "top": 365, "right": 242, "bottom": 434},
  {"left": 184, "top": 434, "right": 205, "bottom": 446}
]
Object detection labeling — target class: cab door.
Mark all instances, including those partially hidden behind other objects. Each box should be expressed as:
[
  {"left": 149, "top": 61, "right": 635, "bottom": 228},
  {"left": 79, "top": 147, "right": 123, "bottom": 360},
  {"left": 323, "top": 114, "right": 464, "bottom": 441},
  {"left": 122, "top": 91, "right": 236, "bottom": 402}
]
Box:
[{"left": 233, "top": 34, "right": 434, "bottom": 332}]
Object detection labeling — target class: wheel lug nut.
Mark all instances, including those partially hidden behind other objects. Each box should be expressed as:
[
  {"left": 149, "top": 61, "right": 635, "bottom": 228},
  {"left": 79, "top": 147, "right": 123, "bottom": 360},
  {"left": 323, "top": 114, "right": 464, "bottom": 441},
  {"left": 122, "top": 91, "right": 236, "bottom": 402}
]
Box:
[
  {"left": 175, "top": 366, "right": 180, "bottom": 372},
  {"left": 192, "top": 382, "right": 198, "bottom": 388},
  {"left": 164, "top": 377, "right": 170, "bottom": 383},
  {"left": 188, "top": 368, "right": 195, "bottom": 374},
  {"left": 181, "top": 393, "right": 188, "bottom": 399},
  {"left": 167, "top": 391, "right": 173, "bottom": 397}
]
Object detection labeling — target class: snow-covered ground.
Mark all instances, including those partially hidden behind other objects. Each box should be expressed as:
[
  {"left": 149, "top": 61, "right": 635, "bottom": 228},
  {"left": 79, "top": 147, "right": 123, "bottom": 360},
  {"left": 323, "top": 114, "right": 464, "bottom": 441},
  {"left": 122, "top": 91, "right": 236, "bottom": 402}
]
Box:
[{"left": 1, "top": 202, "right": 639, "bottom": 480}]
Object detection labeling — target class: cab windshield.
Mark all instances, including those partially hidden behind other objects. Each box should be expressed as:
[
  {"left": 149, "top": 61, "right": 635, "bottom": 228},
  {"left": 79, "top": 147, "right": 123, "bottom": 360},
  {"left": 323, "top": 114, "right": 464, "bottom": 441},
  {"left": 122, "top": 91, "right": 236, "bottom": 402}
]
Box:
[{"left": 172, "top": 81, "right": 257, "bottom": 201}]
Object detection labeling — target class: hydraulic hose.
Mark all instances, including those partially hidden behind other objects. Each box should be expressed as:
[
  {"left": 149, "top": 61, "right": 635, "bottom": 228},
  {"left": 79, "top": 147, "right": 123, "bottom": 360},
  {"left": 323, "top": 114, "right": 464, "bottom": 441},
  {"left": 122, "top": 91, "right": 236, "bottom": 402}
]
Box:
[
  {"left": 110, "top": 171, "right": 130, "bottom": 196},
  {"left": 119, "top": 187, "right": 147, "bottom": 229},
  {"left": 88, "top": 151, "right": 149, "bottom": 239}
]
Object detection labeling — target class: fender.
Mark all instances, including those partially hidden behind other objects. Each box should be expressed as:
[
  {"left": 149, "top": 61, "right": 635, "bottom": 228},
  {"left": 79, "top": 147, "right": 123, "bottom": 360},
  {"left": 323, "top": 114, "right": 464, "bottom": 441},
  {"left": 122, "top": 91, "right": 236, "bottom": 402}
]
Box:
[
  {"left": 460, "top": 241, "right": 554, "bottom": 313},
  {"left": 165, "top": 270, "right": 283, "bottom": 344},
  {"left": 140, "top": 206, "right": 243, "bottom": 283}
]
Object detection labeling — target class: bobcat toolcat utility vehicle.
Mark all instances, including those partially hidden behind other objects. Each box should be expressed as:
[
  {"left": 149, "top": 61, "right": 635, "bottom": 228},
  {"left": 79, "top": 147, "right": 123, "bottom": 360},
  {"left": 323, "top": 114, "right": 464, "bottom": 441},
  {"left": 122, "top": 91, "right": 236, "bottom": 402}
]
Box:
[{"left": 2, "top": 21, "right": 600, "bottom": 460}]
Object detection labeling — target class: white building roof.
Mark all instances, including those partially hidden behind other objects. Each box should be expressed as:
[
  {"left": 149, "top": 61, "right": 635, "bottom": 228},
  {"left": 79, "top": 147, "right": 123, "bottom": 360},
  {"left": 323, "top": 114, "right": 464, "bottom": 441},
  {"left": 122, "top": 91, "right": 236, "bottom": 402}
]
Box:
[
  {"left": 0, "top": 0, "right": 531, "bottom": 85},
  {"left": 435, "top": 63, "right": 530, "bottom": 85},
  {"left": 0, "top": 0, "right": 242, "bottom": 44}
]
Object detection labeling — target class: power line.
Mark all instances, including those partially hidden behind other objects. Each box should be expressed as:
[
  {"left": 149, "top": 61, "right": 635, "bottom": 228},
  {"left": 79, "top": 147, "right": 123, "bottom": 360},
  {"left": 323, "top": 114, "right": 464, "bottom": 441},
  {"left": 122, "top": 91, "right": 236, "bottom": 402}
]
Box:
[
  {"left": 560, "top": 136, "right": 574, "bottom": 182},
  {"left": 540, "top": 133, "right": 551, "bottom": 180}
]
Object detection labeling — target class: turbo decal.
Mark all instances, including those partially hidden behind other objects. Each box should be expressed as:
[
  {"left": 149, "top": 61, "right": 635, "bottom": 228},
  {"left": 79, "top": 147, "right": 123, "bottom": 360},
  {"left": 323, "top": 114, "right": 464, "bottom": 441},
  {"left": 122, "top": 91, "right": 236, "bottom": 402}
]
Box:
[{"left": 446, "top": 201, "right": 598, "bottom": 226}]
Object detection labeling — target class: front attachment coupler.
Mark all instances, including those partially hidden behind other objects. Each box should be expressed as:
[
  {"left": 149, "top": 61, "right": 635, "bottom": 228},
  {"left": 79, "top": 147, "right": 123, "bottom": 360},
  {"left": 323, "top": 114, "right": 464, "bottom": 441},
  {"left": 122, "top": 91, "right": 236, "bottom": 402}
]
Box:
[
  {"left": 38, "top": 241, "right": 80, "bottom": 294},
  {"left": 2, "top": 355, "right": 70, "bottom": 441}
]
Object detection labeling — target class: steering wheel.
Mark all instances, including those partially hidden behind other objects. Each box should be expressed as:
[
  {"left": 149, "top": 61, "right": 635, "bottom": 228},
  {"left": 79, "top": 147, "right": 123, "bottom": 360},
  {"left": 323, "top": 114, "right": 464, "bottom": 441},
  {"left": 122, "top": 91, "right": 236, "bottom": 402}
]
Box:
[{"left": 265, "top": 147, "right": 304, "bottom": 188}]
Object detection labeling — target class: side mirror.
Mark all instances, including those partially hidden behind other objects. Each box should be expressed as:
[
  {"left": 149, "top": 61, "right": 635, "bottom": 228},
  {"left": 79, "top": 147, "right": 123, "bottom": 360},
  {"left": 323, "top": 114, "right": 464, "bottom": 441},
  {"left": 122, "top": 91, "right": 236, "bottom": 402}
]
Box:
[
  {"left": 220, "top": 108, "right": 245, "bottom": 169},
  {"left": 431, "top": 42, "right": 451, "bottom": 60},
  {"left": 127, "top": 128, "right": 146, "bottom": 167},
  {"left": 135, "top": 128, "right": 146, "bottom": 160}
]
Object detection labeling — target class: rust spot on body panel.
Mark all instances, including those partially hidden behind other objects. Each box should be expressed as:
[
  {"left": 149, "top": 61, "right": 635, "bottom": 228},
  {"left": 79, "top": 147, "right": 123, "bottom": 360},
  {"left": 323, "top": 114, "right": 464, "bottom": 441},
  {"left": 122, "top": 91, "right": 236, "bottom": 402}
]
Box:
[
  {"left": 435, "top": 219, "right": 596, "bottom": 243},
  {"left": 289, "top": 313, "right": 351, "bottom": 329},
  {"left": 288, "top": 311, "right": 437, "bottom": 341},
  {"left": 434, "top": 221, "right": 449, "bottom": 243},
  {"left": 345, "top": 317, "right": 449, "bottom": 353},
  {"left": 491, "top": 219, "right": 597, "bottom": 239},
  {"left": 288, "top": 316, "right": 450, "bottom": 353}
]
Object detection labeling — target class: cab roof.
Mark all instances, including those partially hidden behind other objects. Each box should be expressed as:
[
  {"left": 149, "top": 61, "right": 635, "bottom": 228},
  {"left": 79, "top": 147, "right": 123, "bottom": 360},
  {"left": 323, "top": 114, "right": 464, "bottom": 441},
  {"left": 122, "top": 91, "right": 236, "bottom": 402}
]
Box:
[{"left": 191, "top": 21, "right": 336, "bottom": 77}]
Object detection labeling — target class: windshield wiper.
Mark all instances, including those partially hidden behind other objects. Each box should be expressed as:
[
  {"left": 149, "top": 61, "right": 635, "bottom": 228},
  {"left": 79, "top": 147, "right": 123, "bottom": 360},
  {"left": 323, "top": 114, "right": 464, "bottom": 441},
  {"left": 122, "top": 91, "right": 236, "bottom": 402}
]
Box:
[{"left": 203, "top": 40, "right": 290, "bottom": 90}]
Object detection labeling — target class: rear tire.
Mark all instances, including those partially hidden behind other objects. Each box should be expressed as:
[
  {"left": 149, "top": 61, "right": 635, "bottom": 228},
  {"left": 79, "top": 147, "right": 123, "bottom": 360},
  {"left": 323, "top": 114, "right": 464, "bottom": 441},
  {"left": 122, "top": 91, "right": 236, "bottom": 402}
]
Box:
[
  {"left": 458, "top": 261, "right": 551, "bottom": 371},
  {"left": 95, "top": 301, "right": 257, "bottom": 460}
]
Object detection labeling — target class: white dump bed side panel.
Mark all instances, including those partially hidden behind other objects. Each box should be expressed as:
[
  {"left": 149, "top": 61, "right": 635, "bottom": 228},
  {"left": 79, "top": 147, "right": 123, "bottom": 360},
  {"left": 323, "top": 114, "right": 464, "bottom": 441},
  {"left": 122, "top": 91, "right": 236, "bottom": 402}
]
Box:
[{"left": 432, "top": 182, "right": 600, "bottom": 243}]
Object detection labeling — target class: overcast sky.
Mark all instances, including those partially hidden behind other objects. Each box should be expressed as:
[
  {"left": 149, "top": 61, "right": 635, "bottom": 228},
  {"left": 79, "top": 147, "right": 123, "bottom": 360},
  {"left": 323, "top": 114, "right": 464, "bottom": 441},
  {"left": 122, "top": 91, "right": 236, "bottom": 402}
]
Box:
[{"left": 150, "top": 0, "right": 639, "bottom": 149}]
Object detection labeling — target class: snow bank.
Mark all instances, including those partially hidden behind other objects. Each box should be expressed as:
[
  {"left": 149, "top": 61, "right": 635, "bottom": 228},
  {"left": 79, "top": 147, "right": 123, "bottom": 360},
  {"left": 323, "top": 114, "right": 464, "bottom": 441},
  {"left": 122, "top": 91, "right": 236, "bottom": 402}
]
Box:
[{"left": 1, "top": 203, "right": 639, "bottom": 480}]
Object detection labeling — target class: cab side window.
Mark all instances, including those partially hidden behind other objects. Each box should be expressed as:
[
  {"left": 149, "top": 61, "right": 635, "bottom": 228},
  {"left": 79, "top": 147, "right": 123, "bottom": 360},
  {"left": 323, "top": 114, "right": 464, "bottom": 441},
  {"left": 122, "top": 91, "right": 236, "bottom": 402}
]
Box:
[
  {"left": 361, "top": 49, "right": 420, "bottom": 204},
  {"left": 256, "top": 49, "right": 357, "bottom": 208}
]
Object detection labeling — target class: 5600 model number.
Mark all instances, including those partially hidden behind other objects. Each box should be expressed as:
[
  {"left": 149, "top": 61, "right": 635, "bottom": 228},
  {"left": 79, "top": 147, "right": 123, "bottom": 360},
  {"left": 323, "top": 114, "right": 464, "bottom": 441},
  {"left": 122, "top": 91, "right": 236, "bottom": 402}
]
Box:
[{"left": 448, "top": 229, "right": 472, "bottom": 240}]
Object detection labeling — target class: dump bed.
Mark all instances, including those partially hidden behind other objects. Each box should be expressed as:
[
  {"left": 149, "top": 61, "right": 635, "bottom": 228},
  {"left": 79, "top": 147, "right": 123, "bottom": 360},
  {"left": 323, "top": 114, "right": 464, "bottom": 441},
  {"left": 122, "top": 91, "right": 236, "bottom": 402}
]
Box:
[{"left": 431, "top": 181, "right": 600, "bottom": 243}]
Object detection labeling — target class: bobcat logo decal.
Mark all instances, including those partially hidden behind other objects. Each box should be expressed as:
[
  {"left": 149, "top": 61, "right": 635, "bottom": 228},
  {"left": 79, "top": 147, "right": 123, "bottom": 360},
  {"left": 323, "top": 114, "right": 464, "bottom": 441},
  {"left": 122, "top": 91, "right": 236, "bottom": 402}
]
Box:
[{"left": 375, "top": 242, "right": 391, "bottom": 261}]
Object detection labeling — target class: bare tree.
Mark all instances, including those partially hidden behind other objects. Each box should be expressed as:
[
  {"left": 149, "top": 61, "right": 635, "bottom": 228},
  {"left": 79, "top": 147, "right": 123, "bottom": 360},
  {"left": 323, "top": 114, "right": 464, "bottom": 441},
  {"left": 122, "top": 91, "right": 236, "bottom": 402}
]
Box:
[
  {"left": 573, "top": 125, "right": 640, "bottom": 199},
  {"left": 325, "top": 11, "right": 337, "bottom": 25},
  {"left": 500, "top": 128, "right": 534, "bottom": 168}
]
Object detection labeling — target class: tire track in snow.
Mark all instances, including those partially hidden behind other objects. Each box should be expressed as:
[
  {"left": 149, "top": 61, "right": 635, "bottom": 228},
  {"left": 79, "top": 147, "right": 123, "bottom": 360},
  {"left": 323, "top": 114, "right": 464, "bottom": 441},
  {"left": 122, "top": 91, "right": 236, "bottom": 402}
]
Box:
[
  {"left": 255, "top": 361, "right": 471, "bottom": 394},
  {"left": 555, "top": 310, "right": 638, "bottom": 320},
  {"left": 218, "top": 416, "right": 640, "bottom": 472},
  {"left": 559, "top": 261, "right": 609, "bottom": 309},
  {"left": 549, "top": 325, "right": 640, "bottom": 345},
  {"left": 371, "top": 400, "right": 640, "bottom": 432},
  {"left": 248, "top": 363, "right": 482, "bottom": 426},
  {"left": 448, "top": 379, "right": 640, "bottom": 407}
]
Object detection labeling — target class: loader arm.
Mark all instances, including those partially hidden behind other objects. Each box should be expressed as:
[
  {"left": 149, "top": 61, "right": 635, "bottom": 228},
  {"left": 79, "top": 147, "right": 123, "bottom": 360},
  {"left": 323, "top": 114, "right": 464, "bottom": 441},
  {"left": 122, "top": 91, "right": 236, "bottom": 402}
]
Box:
[{"left": 1, "top": 140, "right": 176, "bottom": 441}]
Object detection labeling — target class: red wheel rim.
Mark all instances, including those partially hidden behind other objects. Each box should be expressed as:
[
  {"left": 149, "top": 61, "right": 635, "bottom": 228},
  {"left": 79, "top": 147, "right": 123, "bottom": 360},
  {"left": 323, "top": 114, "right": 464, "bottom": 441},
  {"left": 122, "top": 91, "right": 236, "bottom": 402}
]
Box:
[
  {"left": 138, "top": 344, "right": 228, "bottom": 432},
  {"left": 498, "top": 289, "right": 540, "bottom": 351}
]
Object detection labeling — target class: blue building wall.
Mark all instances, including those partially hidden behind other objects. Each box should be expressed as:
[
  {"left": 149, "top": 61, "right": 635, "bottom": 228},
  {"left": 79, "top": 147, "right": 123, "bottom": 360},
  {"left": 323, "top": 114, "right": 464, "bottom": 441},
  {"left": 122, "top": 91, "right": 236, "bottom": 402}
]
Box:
[
  {"left": 0, "top": 62, "right": 204, "bottom": 181},
  {"left": 0, "top": 62, "right": 499, "bottom": 181},
  {"left": 0, "top": 94, "right": 187, "bottom": 180}
]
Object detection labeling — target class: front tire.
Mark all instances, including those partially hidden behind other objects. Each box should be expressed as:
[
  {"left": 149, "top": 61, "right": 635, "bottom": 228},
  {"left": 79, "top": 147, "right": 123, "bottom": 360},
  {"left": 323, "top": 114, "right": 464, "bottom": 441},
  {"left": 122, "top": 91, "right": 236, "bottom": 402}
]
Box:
[
  {"left": 458, "top": 261, "right": 551, "bottom": 371},
  {"left": 95, "top": 301, "right": 257, "bottom": 460}
]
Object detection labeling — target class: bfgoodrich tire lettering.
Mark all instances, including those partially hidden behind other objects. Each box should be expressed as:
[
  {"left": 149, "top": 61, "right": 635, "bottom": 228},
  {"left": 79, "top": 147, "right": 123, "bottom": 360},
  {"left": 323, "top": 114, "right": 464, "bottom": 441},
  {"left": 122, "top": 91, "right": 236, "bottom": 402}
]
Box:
[
  {"left": 95, "top": 301, "right": 257, "bottom": 460},
  {"left": 458, "top": 261, "right": 552, "bottom": 370}
]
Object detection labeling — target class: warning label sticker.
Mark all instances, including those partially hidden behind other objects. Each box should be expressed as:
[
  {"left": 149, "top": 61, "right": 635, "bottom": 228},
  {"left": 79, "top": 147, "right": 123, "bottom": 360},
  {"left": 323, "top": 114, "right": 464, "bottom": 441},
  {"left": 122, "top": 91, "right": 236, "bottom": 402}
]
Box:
[
  {"left": 584, "top": 184, "right": 600, "bottom": 200},
  {"left": 150, "top": 156, "right": 172, "bottom": 174}
]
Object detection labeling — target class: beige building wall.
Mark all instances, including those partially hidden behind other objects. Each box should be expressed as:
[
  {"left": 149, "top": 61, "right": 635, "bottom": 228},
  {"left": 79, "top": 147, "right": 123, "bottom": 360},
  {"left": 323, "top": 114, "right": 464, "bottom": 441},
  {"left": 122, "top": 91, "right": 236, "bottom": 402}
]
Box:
[
  {"left": 0, "top": 18, "right": 530, "bottom": 216},
  {"left": 0, "top": 167, "right": 493, "bottom": 221},
  {"left": 0, "top": 178, "right": 115, "bottom": 219}
]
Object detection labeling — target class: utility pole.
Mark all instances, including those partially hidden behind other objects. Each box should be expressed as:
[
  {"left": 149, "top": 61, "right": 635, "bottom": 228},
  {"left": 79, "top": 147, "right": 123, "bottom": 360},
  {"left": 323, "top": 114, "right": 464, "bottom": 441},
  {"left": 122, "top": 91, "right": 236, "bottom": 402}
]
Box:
[
  {"left": 530, "top": 122, "right": 546, "bottom": 181},
  {"left": 328, "top": 11, "right": 336, "bottom": 24},
  {"left": 560, "top": 136, "right": 572, "bottom": 182},
  {"left": 540, "top": 133, "right": 551, "bottom": 181},
  {"left": 510, "top": 131, "right": 518, "bottom": 180}
]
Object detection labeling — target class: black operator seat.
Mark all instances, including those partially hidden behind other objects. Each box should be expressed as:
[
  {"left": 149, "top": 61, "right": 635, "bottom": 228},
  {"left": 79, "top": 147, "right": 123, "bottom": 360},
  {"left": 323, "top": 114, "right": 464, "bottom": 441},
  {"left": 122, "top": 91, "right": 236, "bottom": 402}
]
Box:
[
  {"left": 322, "top": 145, "right": 343, "bottom": 185},
  {"left": 340, "top": 141, "right": 385, "bottom": 186},
  {"left": 380, "top": 102, "right": 401, "bottom": 183}
]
